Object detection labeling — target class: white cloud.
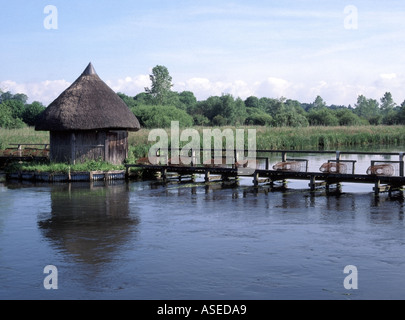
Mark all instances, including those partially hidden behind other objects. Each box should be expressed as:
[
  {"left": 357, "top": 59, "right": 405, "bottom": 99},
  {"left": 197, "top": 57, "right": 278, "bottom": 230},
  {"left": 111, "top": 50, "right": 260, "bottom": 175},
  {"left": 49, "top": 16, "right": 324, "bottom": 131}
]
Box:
[
  {"left": 380, "top": 73, "right": 397, "bottom": 80},
  {"left": 0, "top": 79, "right": 71, "bottom": 106},
  {"left": 175, "top": 78, "right": 254, "bottom": 100},
  {"left": 105, "top": 74, "right": 150, "bottom": 96}
]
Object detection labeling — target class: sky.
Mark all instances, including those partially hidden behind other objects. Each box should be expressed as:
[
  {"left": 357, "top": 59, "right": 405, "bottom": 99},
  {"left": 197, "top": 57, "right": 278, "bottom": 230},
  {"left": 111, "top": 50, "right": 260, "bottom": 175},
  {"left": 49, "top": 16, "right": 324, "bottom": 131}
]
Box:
[{"left": 1, "top": 0, "right": 405, "bottom": 106}]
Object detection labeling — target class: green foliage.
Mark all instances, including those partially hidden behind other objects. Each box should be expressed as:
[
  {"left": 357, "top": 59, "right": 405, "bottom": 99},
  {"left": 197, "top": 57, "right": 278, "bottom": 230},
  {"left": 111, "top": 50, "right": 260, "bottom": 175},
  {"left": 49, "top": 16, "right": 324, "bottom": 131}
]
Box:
[
  {"left": 335, "top": 109, "right": 367, "bottom": 126},
  {"left": 131, "top": 104, "right": 193, "bottom": 128},
  {"left": 273, "top": 111, "right": 309, "bottom": 127},
  {"left": 245, "top": 113, "right": 273, "bottom": 126},
  {"left": 0, "top": 102, "right": 26, "bottom": 129},
  {"left": 22, "top": 102, "right": 46, "bottom": 126},
  {"left": 380, "top": 92, "right": 396, "bottom": 114},
  {"left": 3, "top": 99, "right": 25, "bottom": 119},
  {"left": 244, "top": 106, "right": 272, "bottom": 126},
  {"left": 193, "top": 114, "right": 210, "bottom": 126},
  {"left": 354, "top": 95, "right": 380, "bottom": 123},
  {"left": 310, "top": 95, "right": 327, "bottom": 110},
  {"left": 212, "top": 115, "right": 227, "bottom": 126},
  {"left": 307, "top": 108, "right": 339, "bottom": 126},
  {"left": 5, "top": 159, "right": 123, "bottom": 174},
  {"left": 145, "top": 65, "right": 174, "bottom": 105},
  {"left": 4, "top": 63, "right": 405, "bottom": 130},
  {"left": 245, "top": 96, "right": 260, "bottom": 109}
]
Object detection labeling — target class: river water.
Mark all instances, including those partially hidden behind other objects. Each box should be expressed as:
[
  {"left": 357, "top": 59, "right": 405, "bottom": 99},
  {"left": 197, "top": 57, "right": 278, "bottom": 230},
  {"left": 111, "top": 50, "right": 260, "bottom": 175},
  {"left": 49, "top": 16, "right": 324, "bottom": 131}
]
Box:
[{"left": 1, "top": 150, "right": 405, "bottom": 300}]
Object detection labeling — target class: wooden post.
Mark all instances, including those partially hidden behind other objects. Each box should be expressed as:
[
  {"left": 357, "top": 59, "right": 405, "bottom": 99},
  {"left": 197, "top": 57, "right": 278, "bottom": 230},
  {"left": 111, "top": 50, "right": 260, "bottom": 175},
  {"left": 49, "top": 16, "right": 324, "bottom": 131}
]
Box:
[
  {"left": 104, "top": 132, "right": 109, "bottom": 163},
  {"left": 17, "top": 144, "right": 22, "bottom": 157},
  {"left": 309, "top": 175, "right": 316, "bottom": 191},
  {"left": 399, "top": 152, "right": 404, "bottom": 177},
  {"left": 161, "top": 168, "right": 167, "bottom": 182},
  {"left": 205, "top": 170, "right": 210, "bottom": 183},
  {"left": 125, "top": 166, "right": 129, "bottom": 180},
  {"left": 71, "top": 133, "right": 76, "bottom": 165},
  {"left": 191, "top": 149, "right": 196, "bottom": 167},
  {"left": 374, "top": 180, "right": 380, "bottom": 196},
  {"left": 253, "top": 172, "right": 259, "bottom": 187},
  {"left": 336, "top": 151, "right": 341, "bottom": 173},
  {"left": 282, "top": 152, "right": 287, "bottom": 162}
]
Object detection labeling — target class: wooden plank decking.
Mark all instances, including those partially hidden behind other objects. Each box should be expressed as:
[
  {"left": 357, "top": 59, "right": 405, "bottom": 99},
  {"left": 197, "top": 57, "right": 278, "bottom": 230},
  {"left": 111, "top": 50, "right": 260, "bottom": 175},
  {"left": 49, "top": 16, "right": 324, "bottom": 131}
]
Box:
[{"left": 125, "top": 149, "right": 405, "bottom": 195}]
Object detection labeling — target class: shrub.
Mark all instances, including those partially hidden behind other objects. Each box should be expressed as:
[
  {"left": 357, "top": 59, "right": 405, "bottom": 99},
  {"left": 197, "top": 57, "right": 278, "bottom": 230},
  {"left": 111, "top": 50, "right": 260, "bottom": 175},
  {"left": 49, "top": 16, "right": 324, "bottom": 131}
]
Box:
[{"left": 131, "top": 104, "right": 193, "bottom": 128}]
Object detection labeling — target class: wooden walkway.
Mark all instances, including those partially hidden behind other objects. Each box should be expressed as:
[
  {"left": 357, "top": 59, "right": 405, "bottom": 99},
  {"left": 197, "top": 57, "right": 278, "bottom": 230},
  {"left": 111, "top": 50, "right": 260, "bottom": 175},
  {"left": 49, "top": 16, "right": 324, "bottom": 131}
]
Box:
[
  {"left": 0, "top": 144, "right": 49, "bottom": 167},
  {"left": 125, "top": 149, "right": 405, "bottom": 195}
]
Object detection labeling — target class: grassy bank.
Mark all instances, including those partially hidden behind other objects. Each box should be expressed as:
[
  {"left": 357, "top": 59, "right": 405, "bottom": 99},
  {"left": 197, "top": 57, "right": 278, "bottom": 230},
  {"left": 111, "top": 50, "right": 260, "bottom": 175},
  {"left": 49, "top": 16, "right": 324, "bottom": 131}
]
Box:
[
  {"left": 2, "top": 126, "right": 405, "bottom": 161},
  {"left": 254, "top": 126, "right": 405, "bottom": 150},
  {"left": 0, "top": 127, "right": 49, "bottom": 150},
  {"left": 4, "top": 159, "right": 124, "bottom": 174},
  {"left": 128, "top": 125, "right": 405, "bottom": 158}
]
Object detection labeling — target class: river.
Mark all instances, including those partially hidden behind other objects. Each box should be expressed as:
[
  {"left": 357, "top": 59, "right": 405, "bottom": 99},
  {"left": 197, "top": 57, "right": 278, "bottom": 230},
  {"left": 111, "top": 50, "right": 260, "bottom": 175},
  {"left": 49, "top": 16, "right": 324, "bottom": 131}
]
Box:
[{"left": 1, "top": 150, "right": 405, "bottom": 300}]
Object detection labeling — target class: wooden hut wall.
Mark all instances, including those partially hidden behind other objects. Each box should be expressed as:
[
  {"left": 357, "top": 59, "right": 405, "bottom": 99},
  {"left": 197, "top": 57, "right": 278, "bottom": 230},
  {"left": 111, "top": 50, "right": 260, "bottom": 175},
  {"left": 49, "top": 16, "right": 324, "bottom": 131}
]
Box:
[
  {"left": 106, "top": 130, "right": 129, "bottom": 165},
  {"left": 73, "top": 131, "right": 106, "bottom": 164},
  {"left": 50, "top": 132, "right": 75, "bottom": 163},
  {"left": 50, "top": 130, "right": 129, "bottom": 164}
]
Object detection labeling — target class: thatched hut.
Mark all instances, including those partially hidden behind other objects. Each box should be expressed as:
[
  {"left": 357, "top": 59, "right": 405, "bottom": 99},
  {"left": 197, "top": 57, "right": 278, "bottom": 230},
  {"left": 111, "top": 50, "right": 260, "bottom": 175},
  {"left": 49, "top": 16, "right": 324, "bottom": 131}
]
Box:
[{"left": 36, "top": 63, "right": 140, "bottom": 165}]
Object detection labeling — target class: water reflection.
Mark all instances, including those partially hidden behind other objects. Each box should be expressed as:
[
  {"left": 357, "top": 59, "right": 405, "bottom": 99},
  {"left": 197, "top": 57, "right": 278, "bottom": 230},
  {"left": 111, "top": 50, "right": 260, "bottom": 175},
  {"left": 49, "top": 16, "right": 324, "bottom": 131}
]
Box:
[{"left": 38, "top": 181, "right": 139, "bottom": 265}]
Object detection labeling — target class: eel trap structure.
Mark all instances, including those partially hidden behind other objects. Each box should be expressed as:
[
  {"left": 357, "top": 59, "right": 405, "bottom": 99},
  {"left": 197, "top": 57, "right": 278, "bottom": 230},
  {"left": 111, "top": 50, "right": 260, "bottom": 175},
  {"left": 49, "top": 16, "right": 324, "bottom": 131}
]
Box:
[{"left": 126, "top": 149, "right": 405, "bottom": 195}]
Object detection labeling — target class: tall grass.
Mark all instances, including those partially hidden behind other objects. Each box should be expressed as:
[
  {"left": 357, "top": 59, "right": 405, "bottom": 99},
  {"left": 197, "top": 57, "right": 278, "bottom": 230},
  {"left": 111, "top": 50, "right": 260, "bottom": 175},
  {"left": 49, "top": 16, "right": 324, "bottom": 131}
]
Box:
[
  {"left": 3, "top": 126, "right": 405, "bottom": 161},
  {"left": 129, "top": 125, "right": 405, "bottom": 158},
  {"left": 254, "top": 126, "right": 405, "bottom": 150},
  {"left": 0, "top": 127, "right": 49, "bottom": 149}
]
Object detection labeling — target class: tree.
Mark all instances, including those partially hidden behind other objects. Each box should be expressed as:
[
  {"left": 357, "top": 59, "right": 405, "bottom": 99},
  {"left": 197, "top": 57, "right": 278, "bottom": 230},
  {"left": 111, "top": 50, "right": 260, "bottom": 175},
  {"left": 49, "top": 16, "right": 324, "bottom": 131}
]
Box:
[
  {"left": 245, "top": 96, "right": 260, "bottom": 109},
  {"left": 307, "top": 108, "right": 339, "bottom": 126},
  {"left": 273, "top": 111, "right": 309, "bottom": 127},
  {"left": 285, "top": 99, "right": 306, "bottom": 115},
  {"left": 354, "top": 95, "right": 381, "bottom": 124},
  {"left": 260, "top": 98, "right": 285, "bottom": 117},
  {"left": 380, "top": 92, "right": 396, "bottom": 112},
  {"left": 118, "top": 92, "right": 137, "bottom": 108},
  {"left": 311, "top": 96, "right": 327, "bottom": 110},
  {"left": 131, "top": 105, "right": 193, "bottom": 128},
  {"left": 0, "top": 102, "right": 25, "bottom": 129},
  {"left": 335, "top": 109, "right": 366, "bottom": 126},
  {"left": 245, "top": 113, "right": 273, "bottom": 126},
  {"left": 22, "top": 101, "right": 46, "bottom": 126},
  {"left": 179, "top": 91, "right": 197, "bottom": 110},
  {"left": 145, "top": 65, "right": 173, "bottom": 105},
  {"left": 2, "top": 99, "right": 25, "bottom": 119}
]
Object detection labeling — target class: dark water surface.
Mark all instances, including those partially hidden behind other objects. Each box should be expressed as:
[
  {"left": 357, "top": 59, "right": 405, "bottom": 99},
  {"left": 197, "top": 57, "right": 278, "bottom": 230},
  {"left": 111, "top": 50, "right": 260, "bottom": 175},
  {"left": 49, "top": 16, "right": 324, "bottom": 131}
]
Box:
[{"left": 1, "top": 153, "right": 405, "bottom": 300}]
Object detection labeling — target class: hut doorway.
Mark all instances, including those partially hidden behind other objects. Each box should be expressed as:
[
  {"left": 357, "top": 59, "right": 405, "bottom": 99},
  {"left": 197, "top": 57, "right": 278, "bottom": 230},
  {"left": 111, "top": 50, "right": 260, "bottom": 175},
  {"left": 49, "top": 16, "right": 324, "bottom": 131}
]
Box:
[{"left": 106, "top": 131, "right": 129, "bottom": 165}]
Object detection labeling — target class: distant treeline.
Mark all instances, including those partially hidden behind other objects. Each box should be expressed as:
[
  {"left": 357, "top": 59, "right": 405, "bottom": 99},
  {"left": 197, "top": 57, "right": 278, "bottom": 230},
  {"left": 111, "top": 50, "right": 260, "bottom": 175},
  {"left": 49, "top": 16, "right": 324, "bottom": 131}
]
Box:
[
  {"left": 2, "top": 72, "right": 405, "bottom": 130},
  {"left": 0, "top": 91, "right": 45, "bottom": 129},
  {"left": 117, "top": 90, "right": 405, "bottom": 129}
]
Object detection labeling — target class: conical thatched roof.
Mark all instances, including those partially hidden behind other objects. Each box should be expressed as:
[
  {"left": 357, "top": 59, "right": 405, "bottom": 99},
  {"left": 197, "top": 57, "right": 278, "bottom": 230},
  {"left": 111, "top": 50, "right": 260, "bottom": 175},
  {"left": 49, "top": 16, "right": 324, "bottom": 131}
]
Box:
[{"left": 35, "top": 63, "right": 140, "bottom": 132}]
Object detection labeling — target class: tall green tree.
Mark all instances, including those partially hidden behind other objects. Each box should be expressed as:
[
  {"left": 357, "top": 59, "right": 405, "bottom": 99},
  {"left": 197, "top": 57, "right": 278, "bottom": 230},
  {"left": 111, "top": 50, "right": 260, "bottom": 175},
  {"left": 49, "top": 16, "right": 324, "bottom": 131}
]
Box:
[
  {"left": 380, "top": 92, "right": 396, "bottom": 112},
  {"left": 354, "top": 95, "right": 381, "bottom": 124},
  {"left": 145, "top": 65, "right": 173, "bottom": 105},
  {"left": 22, "top": 101, "right": 46, "bottom": 126},
  {"left": 245, "top": 96, "right": 260, "bottom": 109},
  {"left": 311, "top": 95, "right": 327, "bottom": 110}
]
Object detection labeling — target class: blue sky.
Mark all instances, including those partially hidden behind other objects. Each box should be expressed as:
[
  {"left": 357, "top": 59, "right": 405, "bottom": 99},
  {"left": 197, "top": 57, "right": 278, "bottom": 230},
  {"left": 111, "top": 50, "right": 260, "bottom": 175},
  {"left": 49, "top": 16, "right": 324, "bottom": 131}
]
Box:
[{"left": 1, "top": 0, "right": 405, "bottom": 106}]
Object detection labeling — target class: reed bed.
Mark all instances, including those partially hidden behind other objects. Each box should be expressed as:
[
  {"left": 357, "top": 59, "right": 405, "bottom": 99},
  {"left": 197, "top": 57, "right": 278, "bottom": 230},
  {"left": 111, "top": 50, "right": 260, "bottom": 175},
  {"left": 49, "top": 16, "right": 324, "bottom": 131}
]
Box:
[
  {"left": 129, "top": 125, "right": 405, "bottom": 158},
  {"left": 2, "top": 126, "right": 405, "bottom": 161},
  {"left": 0, "top": 127, "right": 49, "bottom": 150}
]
